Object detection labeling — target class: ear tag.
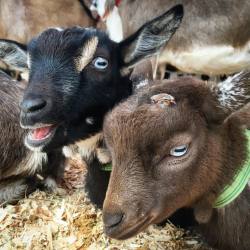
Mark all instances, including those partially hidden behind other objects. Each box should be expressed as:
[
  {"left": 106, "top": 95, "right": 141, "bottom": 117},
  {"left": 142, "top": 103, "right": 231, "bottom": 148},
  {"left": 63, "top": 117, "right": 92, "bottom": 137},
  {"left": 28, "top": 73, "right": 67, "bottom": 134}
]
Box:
[{"left": 151, "top": 93, "right": 176, "bottom": 108}]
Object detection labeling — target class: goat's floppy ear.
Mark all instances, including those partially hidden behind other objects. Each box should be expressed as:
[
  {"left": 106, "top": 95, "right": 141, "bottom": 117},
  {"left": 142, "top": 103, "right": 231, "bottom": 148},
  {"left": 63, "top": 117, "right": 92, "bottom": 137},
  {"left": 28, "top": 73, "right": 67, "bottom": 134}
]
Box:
[
  {"left": 119, "top": 4, "right": 183, "bottom": 67},
  {"left": 202, "top": 72, "right": 250, "bottom": 125},
  {"left": 226, "top": 103, "right": 250, "bottom": 129},
  {"left": 0, "top": 39, "right": 28, "bottom": 72}
]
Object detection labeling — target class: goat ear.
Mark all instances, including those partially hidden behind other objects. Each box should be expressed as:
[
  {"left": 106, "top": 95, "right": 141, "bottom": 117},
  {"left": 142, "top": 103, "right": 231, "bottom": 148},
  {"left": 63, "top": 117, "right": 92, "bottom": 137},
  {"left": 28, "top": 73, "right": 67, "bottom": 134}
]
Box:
[
  {"left": 0, "top": 39, "right": 28, "bottom": 72},
  {"left": 118, "top": 4, "right": 183, "bottom": 67},
  {"left": 226, "top": 103, "right": 250, "bottom": 129},
  {"left": 202, "top": 72, "right": 250, "bottom": 125}
]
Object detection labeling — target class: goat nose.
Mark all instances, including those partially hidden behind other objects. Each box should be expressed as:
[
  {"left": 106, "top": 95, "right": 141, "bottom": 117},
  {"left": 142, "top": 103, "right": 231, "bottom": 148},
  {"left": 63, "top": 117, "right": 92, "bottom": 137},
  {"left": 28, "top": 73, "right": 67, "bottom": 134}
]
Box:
[
  {"left": 21, "top": 98, "right": 47, "bottom": 113},
  {"left": 103, "top": 211, "right": 124, "bottom": 228}
]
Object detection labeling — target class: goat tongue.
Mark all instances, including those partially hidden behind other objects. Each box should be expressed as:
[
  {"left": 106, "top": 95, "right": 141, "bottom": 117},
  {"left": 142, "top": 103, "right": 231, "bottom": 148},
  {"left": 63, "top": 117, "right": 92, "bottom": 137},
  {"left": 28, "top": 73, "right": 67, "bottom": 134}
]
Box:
[{"left": 32, "top": 126, "right": 54, "bottom": 140}]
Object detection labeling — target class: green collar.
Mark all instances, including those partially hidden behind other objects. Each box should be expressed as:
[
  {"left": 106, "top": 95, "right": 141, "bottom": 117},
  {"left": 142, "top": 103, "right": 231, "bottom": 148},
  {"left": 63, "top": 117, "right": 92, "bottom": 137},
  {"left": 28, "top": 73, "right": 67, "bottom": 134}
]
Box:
[
  {"left": 100, "top": 132, "right": 250, "bottom": 207},
  {"left": 214, "top": 130, "right": 250, "bottom": 208},
  {"left": 101, "top": 163, "right": 112, "bottom": 172}
]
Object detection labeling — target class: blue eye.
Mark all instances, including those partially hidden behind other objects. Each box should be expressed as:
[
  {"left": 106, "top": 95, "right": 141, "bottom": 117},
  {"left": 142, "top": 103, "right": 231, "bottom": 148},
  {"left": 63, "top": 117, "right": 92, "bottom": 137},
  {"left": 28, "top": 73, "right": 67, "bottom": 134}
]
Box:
[
  {"left": 93, "top": 57, "right": 108, "bottom": 70},
  {"left": 170, "top": 145, "right": 188, "bottom": 157}
]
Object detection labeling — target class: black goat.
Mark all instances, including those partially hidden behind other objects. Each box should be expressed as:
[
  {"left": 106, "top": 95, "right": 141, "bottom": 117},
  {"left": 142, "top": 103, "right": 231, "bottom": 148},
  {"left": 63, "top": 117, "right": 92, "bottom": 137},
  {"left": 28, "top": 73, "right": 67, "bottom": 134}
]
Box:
[{"left": 0, "top": 5, "right": 183, "bottom": 206}]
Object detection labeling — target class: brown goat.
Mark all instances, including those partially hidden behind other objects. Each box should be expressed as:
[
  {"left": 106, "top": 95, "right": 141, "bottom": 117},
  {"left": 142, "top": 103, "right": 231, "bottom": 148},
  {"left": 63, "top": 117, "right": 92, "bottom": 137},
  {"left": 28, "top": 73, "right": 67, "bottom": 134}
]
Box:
[
  {"left": 0, "top": 70, "right": 65, "bottom": 205},
  {"left": 103, "top": 72, "right": 250, "bottom": 250},
  {"left": 92, "top": 0, "right": 250, "bottom": 79},
  {"left": 0, "top": 5, "right": 184, "bottom": 208},
  {"left": 0, "top": 0, "right": 94, "bottom": 44}
]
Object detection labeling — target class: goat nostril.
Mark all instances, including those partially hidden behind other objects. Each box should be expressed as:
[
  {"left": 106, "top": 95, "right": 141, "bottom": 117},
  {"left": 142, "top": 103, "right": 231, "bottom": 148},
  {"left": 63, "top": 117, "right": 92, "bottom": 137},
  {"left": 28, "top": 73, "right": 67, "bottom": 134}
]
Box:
[
  {"left": 103, "top": 212, "right": 124, "bottom": 228},
  {"left": 21, "top": 98, "right": 47, "bottom": 113}
]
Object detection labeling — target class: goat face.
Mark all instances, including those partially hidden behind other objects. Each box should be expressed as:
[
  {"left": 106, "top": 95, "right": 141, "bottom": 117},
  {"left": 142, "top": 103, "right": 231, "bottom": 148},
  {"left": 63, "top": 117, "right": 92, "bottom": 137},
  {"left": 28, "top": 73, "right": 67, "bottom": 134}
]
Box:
[
  {"left": 20, "top": 27, "right": 128, "bottom": 152},
  {"left": 102, "top": 74, "right": 250, "bottom": 239},
  {"left": 0, "top": 5, "right": 183, "bottom": 152}
]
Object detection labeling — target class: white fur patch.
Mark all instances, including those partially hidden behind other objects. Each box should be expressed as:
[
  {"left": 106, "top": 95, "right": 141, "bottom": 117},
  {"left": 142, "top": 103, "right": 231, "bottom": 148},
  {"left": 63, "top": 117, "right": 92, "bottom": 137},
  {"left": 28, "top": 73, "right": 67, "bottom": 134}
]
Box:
[
  {"left": 27, "top": 53, "right": 31, "bottom": 69},
  {"left": 216, "top": 71, "right": 250, "bottom": 110},
  {"left": 53, "top": 27, "right": 64, "bottom": 32},
  {"left": 20, "top": 71, "right": 29, "bottom": 81},
  {"left": 75, "top": 36, "right": 99, "bottom": 72},
  {"left": 161, "top": 42, "right": 250, "bottom": 75},
  {"left": 91, "top": 1, "right": 123, "bottom": 42},
  {"left": 91, "top": 0, "right": 106, "bottom": 17},
  {"left": 63, "top": 146, "right": 75, "bottom": 158},
  {"left": 106, "top": 6, "right": 123, "bottom": 42},
  {"left": 75, "top": 133, "right": 102, "bottom": 161},
  {"left": 96, "top": 147, "right": 111, "bottom": 164},
  {"left": 136, "top": 79, "right": 149, "bottom": 89},
  {"left": 86, "top": 117, "right": 95, "bottom": 125},
  {"left": 5, "top": 151, "right": 48, "bottom": 178}
]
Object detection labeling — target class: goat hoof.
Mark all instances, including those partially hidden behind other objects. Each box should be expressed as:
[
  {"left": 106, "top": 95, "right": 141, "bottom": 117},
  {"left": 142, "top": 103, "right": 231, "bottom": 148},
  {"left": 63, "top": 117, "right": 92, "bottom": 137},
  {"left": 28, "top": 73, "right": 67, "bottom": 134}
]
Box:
[{"left": 43, "top": 176, "right": 58, "bottom": 193}]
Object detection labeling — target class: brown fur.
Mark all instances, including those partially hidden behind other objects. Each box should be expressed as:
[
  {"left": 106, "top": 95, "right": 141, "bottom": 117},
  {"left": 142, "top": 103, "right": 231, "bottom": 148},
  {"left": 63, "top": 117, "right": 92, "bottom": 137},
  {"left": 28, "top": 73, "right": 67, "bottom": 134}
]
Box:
[
  {"left": 103, "top": 76, "right": 250, "bottom": 249},
  {"left": 0, "top": 71, "right": 64, "bottom": 204},
  {"left": 101, "top": 0, "right": 250, "bottom": 77},
  {"left": 115, "top": 0, "right": 250, "bottom": 49},
  {"left": 0, "top": 0, "right": 94, "bottom": 44},
  {"left": 0, "top": 72, "right": 28, "bottom": 175},
  {"left": 130, "top": 58, "right": 154, "bottom": 84}
]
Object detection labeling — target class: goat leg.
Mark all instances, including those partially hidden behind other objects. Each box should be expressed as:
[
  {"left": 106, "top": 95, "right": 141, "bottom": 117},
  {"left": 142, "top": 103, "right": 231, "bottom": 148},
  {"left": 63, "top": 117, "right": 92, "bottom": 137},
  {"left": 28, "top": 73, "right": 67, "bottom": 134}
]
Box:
[
  {"left": 38, "top": 149, "right": 66, "bottom": 193},
  {"left": 0, "top": 177, "right": 37, "bottom": 205}
]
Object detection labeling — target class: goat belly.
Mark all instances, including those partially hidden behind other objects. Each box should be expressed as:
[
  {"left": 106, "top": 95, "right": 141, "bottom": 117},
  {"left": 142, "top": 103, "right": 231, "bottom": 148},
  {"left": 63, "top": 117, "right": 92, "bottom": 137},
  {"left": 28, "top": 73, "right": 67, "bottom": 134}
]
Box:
[{"left": 161, "top": 43, "right": 250, "bottom": 75}]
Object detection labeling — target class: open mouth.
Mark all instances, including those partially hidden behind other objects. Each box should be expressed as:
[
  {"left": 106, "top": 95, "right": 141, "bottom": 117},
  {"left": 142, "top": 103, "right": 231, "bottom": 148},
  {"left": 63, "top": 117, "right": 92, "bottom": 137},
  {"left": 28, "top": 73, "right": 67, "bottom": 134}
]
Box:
[
  {"left": 105, "top": 215, "right": 154, "bottom": 240},
  {"left": 25, "top": 124, "right": 58, "bottom": 150}
]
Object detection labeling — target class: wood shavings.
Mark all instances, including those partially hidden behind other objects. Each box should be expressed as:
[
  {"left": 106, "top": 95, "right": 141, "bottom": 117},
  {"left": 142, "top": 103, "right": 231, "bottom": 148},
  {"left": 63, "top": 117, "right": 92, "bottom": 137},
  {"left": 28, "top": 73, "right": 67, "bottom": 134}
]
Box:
[
  {"left": 61, "top": 157, "right": 87, "bottom": 191},
  {"left": 0, "top": 159, "right": 211, "bottom": 250},
  {"left": 0, "top": 189, "right": 210, "bottom": 250}
]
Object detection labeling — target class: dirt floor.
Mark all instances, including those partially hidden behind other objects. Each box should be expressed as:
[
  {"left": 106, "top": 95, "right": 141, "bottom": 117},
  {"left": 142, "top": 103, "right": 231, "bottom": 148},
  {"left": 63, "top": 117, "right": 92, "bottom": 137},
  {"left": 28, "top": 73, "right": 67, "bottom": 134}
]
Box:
[{"left": 0, "top": 158, "right": 212, "bottom": 250}]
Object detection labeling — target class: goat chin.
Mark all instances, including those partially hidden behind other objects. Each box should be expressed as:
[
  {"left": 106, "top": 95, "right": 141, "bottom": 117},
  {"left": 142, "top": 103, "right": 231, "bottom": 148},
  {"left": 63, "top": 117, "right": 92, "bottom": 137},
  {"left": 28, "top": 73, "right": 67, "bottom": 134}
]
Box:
[{"left": 102, "top": 75, "right": 250, "bottom": 249}]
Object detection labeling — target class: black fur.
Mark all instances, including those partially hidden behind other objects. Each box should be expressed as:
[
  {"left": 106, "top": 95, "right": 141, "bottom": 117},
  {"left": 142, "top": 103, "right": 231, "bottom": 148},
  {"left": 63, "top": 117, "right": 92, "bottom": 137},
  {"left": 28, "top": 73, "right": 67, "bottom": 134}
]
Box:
[
  {"left": 21, "top": 28, "right": 132, "bottom": 151},
  {"left": 0, "top": 6, "right": 183, "bottom": 206},
  {"left": 85, "top": 157, "right": 111, "bottom": 208}
]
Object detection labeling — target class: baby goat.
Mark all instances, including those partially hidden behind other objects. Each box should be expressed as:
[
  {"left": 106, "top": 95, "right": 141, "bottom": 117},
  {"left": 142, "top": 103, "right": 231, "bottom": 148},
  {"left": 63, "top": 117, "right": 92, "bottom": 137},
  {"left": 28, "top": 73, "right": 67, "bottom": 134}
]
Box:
[
  {"left": 92, "top": 0, "right": 250, "bottom": 76},
  {"left": 0, "top": 5, "right": 183, "bottom": 206},
  {"left": 0, "top": 70, "right": 65, "bottom": 205},
  {"left": 103, "top": 72, "right": 250, "bottom": 250}
]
